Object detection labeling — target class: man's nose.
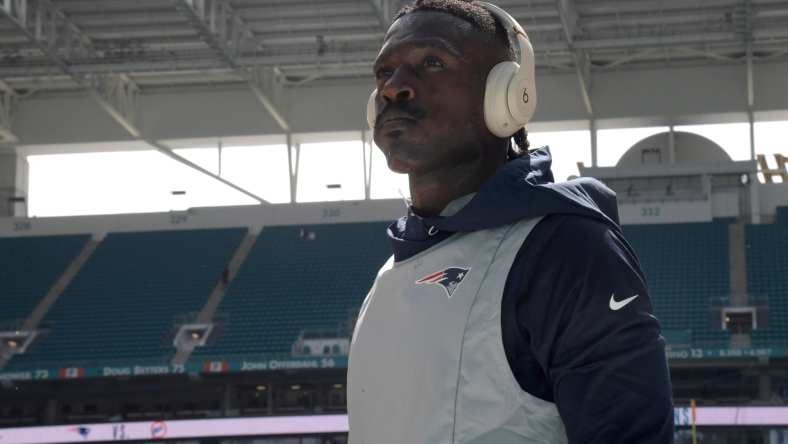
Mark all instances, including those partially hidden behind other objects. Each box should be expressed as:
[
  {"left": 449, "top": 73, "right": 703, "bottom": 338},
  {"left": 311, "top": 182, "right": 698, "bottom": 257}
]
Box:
[{"left": 381, "top": 68, "right": 416, "bottom": 103}]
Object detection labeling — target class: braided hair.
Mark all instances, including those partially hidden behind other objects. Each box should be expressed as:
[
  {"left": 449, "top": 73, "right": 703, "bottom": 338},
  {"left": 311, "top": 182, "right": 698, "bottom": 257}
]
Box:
[{"left": 508, "top": 128, "right": 530, "bottom": 160}]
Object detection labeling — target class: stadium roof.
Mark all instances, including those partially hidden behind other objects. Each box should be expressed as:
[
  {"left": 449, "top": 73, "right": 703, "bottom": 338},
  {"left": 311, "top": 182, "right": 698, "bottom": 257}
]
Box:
[{"left": 1, "top": 0, "right": 787, "bottom": 92}]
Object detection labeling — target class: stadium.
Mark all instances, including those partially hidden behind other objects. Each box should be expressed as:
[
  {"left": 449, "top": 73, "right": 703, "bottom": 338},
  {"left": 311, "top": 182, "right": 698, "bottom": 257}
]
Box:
[{"left": 0, "top": 0, "right": 787, "bottom": 443}]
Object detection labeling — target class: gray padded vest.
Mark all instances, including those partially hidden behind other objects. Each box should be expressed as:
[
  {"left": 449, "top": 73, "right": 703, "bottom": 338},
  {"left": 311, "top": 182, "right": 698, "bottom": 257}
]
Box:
[{"left": 348, "top": 217, "right": 568, "bottom": 444}]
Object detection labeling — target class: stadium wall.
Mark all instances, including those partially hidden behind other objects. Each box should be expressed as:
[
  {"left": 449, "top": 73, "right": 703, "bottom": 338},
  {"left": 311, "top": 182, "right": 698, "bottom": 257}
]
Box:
[
  {"left": 759, "top": 184, "right": 788, "bottom": 219},
  {"left": 7, "top": 62, "right": 788, "bottom": 146},
  {"left": 619, "top": 200, "right": 713, "bottom": 225},
  {"left": 1, "top": 185, "right": 786, "bottom": 238},
  {"left": 0, "top": 200, "right": 404, "bottom": 239}
]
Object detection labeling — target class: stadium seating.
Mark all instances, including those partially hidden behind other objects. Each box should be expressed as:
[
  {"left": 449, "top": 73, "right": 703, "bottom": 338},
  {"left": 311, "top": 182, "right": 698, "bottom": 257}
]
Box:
[
  {"left": 777, "top": 206, "right": 788, "bottom": 225},
  {"left": 5, "top": 218, "right": 785, "bottom": 369},
  {"left": 191, "top": 222, "right": 391, "bottom": 359},
  {"left": 6, "top": 228, "right": 246, "bottom": 370},
  {"left": 746, "top": 223, "right": 788, "bottom": 348},
  {"left": 623, "top": 222, "right": 731, "bottom": 348},
  {"left": 0, "top": 234, "right": 90, "bottom": 326}
]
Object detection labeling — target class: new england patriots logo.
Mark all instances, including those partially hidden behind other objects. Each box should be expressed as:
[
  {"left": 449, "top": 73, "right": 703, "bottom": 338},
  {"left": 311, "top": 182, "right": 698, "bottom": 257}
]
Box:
[{"left": 415, "top": 267, "right": 471, "bottom": 298}]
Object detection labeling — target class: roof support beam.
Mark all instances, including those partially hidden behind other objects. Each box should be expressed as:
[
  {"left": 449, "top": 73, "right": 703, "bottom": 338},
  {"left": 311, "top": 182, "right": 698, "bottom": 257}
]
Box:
[
  {"left": 748, "top": 79, "right": 755, "bottom": 165},
  {"left": 738, "top": 0, "right": 755, "bottom": 110},
  {"left": 146, "top": 140, "right": 268, "bottom": 203},
  {"left": 84, "top": 74, "right": 142, "bottom": 137},
  {"left": 286, "top": 133, "right": 300, "bottom": 204},
  {"left": 244, "top": 66, "right": 288, "bottom": 131},
  {"left": 174, "top": 0, "right": 290, "bottom": 131},
  {"left": 0, "top": 79, "right": 19, "bottom": 144},
  {"left": 601, "top": 48, "right": 662, "bottom": 69},
  {"left": 556, "top": 0, "right": 593, "bottom": 117},
  {"left": 368, "top": 0, "right": 393, "bottom": 30},
  {"left": 729, "top": 0, "right": 756, "bottom": 158},
  {"left": 0, "top": 0, "right": 267, "bottom": 203},
  {"left": 0, "top": 0, "right": 143, "bottom": 135}
]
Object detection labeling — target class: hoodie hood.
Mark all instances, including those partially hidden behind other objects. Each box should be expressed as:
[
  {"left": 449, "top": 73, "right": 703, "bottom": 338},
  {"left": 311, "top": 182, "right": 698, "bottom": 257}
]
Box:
[{"left": 388, "top": 147, "right": 620, "bottom": 261}]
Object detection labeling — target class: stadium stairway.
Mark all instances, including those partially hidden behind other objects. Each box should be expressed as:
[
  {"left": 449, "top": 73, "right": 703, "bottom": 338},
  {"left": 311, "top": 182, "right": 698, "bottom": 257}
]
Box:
[
  {"left": 0, "top": 234, "right": 94, "bottom": 369},
  {"left": 4, "top": 228, "right": 247, "bottom": 370},
  {"left": 0, "top": 234, "right": 91, "bottom": 327},
  {"left": 171, "top": 232, "right": 259, "bottom": 366},
  {"left": 728, "top": 223, "right": 748, "bottom": 304},
  {"left": 190, "top": 222, "right": 391, "bottom": 361},
  {"left": 746, "top": 222, "right": 788, "bottom": 348}
]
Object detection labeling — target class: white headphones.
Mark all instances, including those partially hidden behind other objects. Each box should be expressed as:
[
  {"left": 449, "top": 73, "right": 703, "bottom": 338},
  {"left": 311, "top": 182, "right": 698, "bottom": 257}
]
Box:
[{"left": 366, "top": 1, "right": 537, "bottom": 138}]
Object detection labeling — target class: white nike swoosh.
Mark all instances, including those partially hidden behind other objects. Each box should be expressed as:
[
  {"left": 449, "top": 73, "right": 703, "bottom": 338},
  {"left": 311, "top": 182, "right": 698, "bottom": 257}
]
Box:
[{"left": 609, "top": 293, "right": 639, "bottom": 311}]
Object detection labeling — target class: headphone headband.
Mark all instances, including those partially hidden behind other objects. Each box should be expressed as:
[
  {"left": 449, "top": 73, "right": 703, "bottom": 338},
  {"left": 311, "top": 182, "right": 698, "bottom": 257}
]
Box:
[{"left": 477, "top": 2, "right": 529, "bottom": 65}]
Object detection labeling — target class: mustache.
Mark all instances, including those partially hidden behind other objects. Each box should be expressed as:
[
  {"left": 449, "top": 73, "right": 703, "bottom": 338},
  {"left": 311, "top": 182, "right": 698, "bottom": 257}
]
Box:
[{"left": 374, "top": 103, "right": 427, "bottom": 130}]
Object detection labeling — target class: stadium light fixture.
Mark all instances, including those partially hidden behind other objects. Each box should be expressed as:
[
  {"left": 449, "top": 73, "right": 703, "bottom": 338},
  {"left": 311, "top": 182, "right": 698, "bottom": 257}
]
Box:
[
  {"left": 173, "top": 323, "right": 213, "bottom": 349},
  {"left": 325, "top": 184, "right": 342, "bottom": 189},
  {"left": 0, "top": 330, "right": 35, "bottom": 354}
]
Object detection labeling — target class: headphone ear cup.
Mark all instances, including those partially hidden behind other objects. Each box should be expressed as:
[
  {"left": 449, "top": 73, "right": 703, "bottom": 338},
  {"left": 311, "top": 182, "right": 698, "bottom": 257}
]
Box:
[
  {"left": 366, "top": 89, "right": 378, "bottom": 130},
  {"left": 507, "top": 36, "right": 537, "bottom": 125},
  {"left": 484, "top": 61, "right": 519, "bottom": 138}
]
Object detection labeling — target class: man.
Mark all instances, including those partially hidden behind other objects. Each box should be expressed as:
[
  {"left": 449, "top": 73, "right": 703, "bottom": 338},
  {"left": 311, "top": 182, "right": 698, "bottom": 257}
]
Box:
[{"left": 347, "top": 1, "right": 674, "bottom": 443}]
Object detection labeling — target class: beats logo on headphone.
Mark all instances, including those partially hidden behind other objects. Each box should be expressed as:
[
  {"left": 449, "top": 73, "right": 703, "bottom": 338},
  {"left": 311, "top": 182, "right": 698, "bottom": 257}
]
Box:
[{"left": 366, "top": 1, "right": 537, "bottom": 138}]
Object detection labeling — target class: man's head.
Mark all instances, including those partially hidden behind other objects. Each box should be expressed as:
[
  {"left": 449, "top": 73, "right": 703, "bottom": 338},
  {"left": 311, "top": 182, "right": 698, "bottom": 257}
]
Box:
[{"left": 371, "top": 0, "right": 521, "bottom": 175}]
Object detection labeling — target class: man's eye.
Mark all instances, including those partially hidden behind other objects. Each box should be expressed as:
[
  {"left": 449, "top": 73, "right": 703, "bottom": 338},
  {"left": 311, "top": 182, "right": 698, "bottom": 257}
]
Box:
[
  {"left": 375, "top": 68, "right": 393, "bottom": 79},
  {"left": 423, "top": 56, "right": 445, "bottom": 69}
]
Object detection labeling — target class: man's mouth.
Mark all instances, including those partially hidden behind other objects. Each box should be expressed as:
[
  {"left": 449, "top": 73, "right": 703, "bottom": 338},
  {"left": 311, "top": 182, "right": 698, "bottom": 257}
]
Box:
[
  {"left": 375, "top": 105, "right": 426, "bottom": 132},
  {"left": 381, "top": 116, "right": 417, "bottom": 126},
  {"left": 379, "top": 116, "right": 418, "bottom": 137}
]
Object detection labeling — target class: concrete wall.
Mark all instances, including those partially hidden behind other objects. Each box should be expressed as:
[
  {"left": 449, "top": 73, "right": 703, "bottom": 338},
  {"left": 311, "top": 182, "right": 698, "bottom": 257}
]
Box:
[
  {"left": 618, "top": 131, "right": 733, "bottom": 167},
  {"left": 759, "top": 183, "right": 788, "bottom": 217},
  {"left": 0, "top": 153, "right": 28, "bottom": 217},
  {"left": 619, "top": 199, "right": 713, "bottom": 225},
  {"left": 4, "top": 181, "right": 785, "bottom": 238},
  {"left": 712, "top": 191, "right": 741, "bottom": 219},
  {"left": 5, "top": 61, "right": 788, "bottom": 148},
  {"left": 0, "top": 199, "right": 405, "bottom": 239}
]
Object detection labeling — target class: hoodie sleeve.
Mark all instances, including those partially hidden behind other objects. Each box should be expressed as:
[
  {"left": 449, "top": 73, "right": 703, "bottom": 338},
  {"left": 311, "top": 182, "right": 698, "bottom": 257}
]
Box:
[{"left": 502, "top": 214, "right": 674, "bottom": 444}]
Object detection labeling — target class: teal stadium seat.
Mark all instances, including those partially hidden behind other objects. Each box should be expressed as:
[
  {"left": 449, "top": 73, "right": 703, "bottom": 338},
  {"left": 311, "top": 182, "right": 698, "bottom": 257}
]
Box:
[
  {"left": 192, "top": 222, "right": 391, "bottom": 360},
  {"left": 6, "top": 228, "right": 245, "bottom": 370},
  {"left": 746, "top": 223, "right": 788, "bottom": 348},
  {"left": 7, "top": 219, "right": 769, "bottom": 369},
  {"left": 0, "top": 234, "right": 90, "bottom": 325},
  {"left": 777, "top": 206, "right": 788, "bottom": 225},
  {"left": 623, "top": 222, "right": 731, "bottom": 348}
]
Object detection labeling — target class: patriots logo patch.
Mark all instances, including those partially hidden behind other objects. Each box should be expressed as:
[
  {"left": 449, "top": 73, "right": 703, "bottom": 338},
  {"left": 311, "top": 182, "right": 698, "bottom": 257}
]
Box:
[{"left": 415, "top": 267, "right": 471, "bottom": 298}]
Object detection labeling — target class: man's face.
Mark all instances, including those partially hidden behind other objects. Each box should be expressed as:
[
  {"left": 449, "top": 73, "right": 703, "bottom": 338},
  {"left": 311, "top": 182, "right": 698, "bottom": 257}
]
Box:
[{"left": 372, "top": 11, "right": 507, "bottom": 175}]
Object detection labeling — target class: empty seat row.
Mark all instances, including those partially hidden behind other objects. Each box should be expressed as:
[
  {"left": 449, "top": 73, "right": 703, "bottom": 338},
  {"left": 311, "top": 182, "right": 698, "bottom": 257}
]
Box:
[{"left": 6, "top": 228, "right": 246, "bottom": 370}]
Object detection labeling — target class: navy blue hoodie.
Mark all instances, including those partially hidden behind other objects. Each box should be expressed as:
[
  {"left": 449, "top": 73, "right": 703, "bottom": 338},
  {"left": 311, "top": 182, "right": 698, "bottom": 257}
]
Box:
[{"left": 388, "top": 148, "right": 674, "bottom": 444}]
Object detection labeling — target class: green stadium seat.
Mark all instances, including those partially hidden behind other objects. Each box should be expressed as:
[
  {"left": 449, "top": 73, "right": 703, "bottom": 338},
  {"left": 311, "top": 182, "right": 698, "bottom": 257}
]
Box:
[
  {"left": 8, "top": 217, "right": 781, "bottom": 370},
  {"left": 777, "top": 206, "right": 788, "bottom": 225},
  {"left": 746, "top": 223, "right": 788, "bottom": 348},
  {"left": 0, "top": 234, "right": 90, "bottom": 326},
  {"left": 5, "top": 228, "right": 245, "bottom": 370},
  {"left": 191, "top": 222, "right": 391, "bottom": 361},
  {"left": 623, "top": 222, "right": 731, "bottom": 349}
]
